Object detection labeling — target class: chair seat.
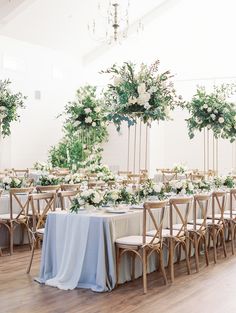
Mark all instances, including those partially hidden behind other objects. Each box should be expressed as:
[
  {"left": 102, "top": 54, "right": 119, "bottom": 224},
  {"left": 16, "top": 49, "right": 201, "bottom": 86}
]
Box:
[
  {"left": 225, "top": 210, "right": 236, "bottom": 215},
  {"left": 173, "top": 223, "right": 204, "bottom": 232},
  {"left": 189, "top": 218, "right": 222, "bottom": 226},
  {"left": 220, "top": 211, "right": 236, "bottom": 219},
  {"left": 207, "top": 214, "right": 230, "bottom": 220},
  {"left": 0, "top": 213, "right": 26, "bottom": 220},
  {"left": 116, "top": 235, "right": 159, "bottom": 246},
  {"left": 147, "top": 228, "right": 185, "bottom": 238}
]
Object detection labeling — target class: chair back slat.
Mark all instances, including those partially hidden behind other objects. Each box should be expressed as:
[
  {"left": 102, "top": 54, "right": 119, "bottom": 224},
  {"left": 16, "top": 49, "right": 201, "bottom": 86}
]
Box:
[
  {"left": 193, "top": 193, "right": 211, "bottom": 231},
  {"left": 143, "top": 200, "right": 167, "bottom": 245},
  {"left": 59, "top": 190, "right": 79, "bottom": 210},
  {"left": 10, "top": 187, "right": 34, "bottom": 219},
  {"left": 212, "top": 191, "right": 227, "bottom": 224},
  {"left": 169, "top": 197, "right": 193, "bottom": 237}
]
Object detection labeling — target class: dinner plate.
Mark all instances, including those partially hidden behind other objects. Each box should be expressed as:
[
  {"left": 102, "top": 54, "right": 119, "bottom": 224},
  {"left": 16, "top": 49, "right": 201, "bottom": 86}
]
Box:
[
  {"left": 130, "top": 204, "right": 143, "bottom": 209},
  {"left": 105, "top": 208, "right": 129, "bottom": 214}
]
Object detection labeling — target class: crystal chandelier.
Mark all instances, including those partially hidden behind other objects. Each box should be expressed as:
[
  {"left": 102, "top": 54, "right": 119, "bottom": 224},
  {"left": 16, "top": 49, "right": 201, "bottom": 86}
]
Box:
[{"left": 87, "top": 0, "right": 144, "bottom": 45}]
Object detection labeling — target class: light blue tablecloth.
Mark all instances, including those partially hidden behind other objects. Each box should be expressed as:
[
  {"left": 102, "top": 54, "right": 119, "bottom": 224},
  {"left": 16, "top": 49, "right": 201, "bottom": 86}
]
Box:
[{"left": 37, "top": 212, "right": 117, "bottom": 292}]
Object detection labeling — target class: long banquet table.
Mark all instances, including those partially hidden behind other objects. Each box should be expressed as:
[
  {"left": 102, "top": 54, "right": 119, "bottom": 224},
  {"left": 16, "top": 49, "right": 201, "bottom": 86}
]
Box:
[{"left": 37, "top": 209, "right": 165, "bottom": 292}]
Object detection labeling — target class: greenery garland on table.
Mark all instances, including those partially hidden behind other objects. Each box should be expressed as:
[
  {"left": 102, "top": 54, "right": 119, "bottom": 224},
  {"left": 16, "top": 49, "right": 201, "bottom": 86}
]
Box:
[
  {"left": 49, "top": 85, "right": 109, "bottom": 170},
  {"left": 186, "top": 84, "right": 236, "bottom": 142},
  {"left": 101, "top": 60, "right": 184, "bottom": 131},
  {"left": 0, "top": 79, "right": 26, "bottom": 137}
]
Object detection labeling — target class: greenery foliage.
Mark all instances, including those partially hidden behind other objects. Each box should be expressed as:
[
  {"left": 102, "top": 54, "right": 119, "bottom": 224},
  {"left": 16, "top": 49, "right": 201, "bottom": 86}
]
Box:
[
  {"left": 0, "top": 79, "right": 26, "bottom": 137},
  {"left": 186, "top": 84, "right": 236, "bottom": 142}
]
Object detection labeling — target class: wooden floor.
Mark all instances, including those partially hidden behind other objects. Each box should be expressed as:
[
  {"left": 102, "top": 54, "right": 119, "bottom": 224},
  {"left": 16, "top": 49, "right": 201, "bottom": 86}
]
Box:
[{"left": 1, "top": 245, "right": 236, "bottom": 313}]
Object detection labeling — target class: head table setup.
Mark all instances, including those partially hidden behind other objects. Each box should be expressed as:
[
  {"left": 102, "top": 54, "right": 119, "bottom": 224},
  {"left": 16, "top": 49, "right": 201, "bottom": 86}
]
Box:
[
  {"left": 0, "top": 165, "right": 236, "bottom": 295},
  {"left": 1, "top": 56, "right": 236, "bottom": 300}
]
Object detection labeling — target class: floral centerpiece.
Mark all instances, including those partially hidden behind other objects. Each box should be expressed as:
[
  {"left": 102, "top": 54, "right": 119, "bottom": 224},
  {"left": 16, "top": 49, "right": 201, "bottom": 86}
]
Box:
[
  {"left": 186, "top": 84, "right": 236, "bottom": 142},
  {"left": 33, "top": 161, "right": 52, "bottom": 172},
  {"left": 139, "top": 179, "right": 166, "bottom": 200},
  {"left": 104, "top": 186, "right": 137, "bottom": 206},
  {"left": 101, "top": 60, "right": 184, "bottom": 131},
  {"left": 193, "top": 179, "right": 211, "bottom": 192},
  {"left": 38, "top": 174, "right": 61, "bottom": 186},
  {"left": 223, "top": 176, "right": 235, "bottom": 188},
  {"left": 0, "top": 79, "right": 26, "bottom": 137},
  {"left": 172, "top": 163, "right": 187, "bottom": 174},
  {"left": 63, "top": 173, "right": 83, "bottom": 184},
  {"left": 0, "top": 176, "right": 25, "bottom": 190},
  {"left": 212, "top": 176, "right": 235, "bottom": 189},
  {"left": 89, "top": 164, "right": 115, "bottom": 182},
  {"left": 170, "top": 180, "right": 194, "bottom": 195},
  {"left": 70, "top": 189, "right": 104, "bottom": 212}
]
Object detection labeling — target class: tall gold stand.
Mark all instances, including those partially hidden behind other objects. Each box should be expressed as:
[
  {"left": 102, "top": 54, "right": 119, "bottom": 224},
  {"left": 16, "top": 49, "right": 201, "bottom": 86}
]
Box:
[{"left": 203, "top": 128, "right": 219, "bottom": 176}]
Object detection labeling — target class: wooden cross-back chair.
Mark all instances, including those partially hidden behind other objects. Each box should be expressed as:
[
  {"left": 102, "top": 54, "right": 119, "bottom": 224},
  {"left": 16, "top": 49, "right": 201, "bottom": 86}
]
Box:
[
  {"left": 207, "top": 191, "right": 227, "bottom": 263},
  {"left": 60, "top": 183, "right": 81, "bottom": 191},
  {"left": 12, "top": 168, "right": 29, "bottom": 178},
  {"left": 0, "top": 187, "right": 33, "bottom": 255},
  {"left": 161, "top": 170, "right": 178, "bottom": 184},
  {"left": 165, "top": 196, "right": 193, "bottom": 282},
  {"left": 116, "top": 200, "right": 168, "bottom": 294},
  {"left": 36, "top": 185, "right": 60, "bottom": 210},
  {"left": 26, "top": 192, "right": 56, "bottom": 273},
  {"left": 59, "top": 190, "right": 79, "bottom": 210},
  {"left": 187, "top": 193, "right": 211, "bottom": 272}
]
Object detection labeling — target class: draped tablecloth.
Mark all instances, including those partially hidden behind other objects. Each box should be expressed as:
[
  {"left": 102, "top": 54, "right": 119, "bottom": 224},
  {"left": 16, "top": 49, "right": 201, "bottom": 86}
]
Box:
[{"left": 37, "top": 209, "right": 164, "bottom": 292}]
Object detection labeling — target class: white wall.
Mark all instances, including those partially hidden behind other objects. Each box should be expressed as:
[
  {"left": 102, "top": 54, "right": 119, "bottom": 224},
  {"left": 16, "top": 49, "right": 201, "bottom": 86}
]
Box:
[
  {"left": 82, "top": 0, "right": 236, "bottom": 175},
  {"left": 0, "top": 35, "right": 82, "bottom": 169}
]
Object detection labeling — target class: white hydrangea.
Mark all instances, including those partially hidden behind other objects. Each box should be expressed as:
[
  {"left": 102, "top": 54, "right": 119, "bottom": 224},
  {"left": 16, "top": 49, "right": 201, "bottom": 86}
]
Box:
[
  {"left": 85, "top": 116, "right": 92, "bottom": 124},
  {"left": 84, "top": 108, "right": 92, "bottom": 114}
]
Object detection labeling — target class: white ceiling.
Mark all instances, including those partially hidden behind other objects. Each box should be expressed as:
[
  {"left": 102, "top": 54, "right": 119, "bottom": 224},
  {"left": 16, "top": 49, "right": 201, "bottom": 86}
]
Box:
[{"left": 0, "top": 0, "right": 170, "bottom": 60}]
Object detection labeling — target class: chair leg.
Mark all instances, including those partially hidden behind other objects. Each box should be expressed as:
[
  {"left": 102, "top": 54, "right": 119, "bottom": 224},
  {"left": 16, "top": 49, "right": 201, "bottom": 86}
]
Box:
[
  {"left": 229, "top": 221, "right": 235, "bottom": 255},
  {"left": 131, "top": 252, "right": 136, "bottom": 281},
  {"left": 204, "top": 234, "right": 209, "bottom": 266},
  {"left": 184, "top": 239, "right": 191, "bottom": 275},
  {"left": 159, "top": 250, "right": 168, "bottom": 285},
  {"left": 176, "top": 244, "right": 181, "bottom": 263},
  {"left": 169, "top": 238, "right": 174, "bottom": 283},
  {"left": 115, "top": 246, "right": 120, "bottom": 287},
  {"left": 142, "top": 248, "right": 147, "bottom": 294},
  {"left": 194, "top": 234, "right": 199, "bottom": 273},
  {"left": 26, "top": 225, "right": 32, "bottom": 251},
  {"left": 212, "top": 228, "right": 217, "bottom": 264},
  {"left": 27, "top": 240, "right": 36, "bottom": 274},
  {"left": 9, "top": 222, "right": 14, "bottom": 255},
  {"left": 221, "top": 230, "right": 227, "bottom": 258}
]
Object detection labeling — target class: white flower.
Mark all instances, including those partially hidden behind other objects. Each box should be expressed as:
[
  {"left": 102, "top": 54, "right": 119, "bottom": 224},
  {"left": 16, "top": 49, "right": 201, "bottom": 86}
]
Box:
[
  {"left": 149, "top": 86, "right": 157, "bottom": 93},
  {"left": 218, "top": 117, "right": 224, "bottom": 124},
  {"left": 210, "top": 113, "right": 216, "bottom": 120},
  {"left": 85, "top": 116, "right": 92, "bottom": 124},
  {"left": 207, "top": 124, "right": 211, "bottom": 129},
  {"left": 214, "top": 109, "right": 218, "bottom": 114},
  {"left": 0, "top": 106, "right": 7, "bottom": 112},
  {"left": 144, "top": 103, "right": 151, "bottom": 110},
  {"left": 203, "top": 104, "right": 208, "bottom": 109},
  {"left": 110, "top": 191, "right": 119, "bottom": 201},
  {"left": 137, "top": 83, "right": 146, "bottom": 94},
  {"left": 137, "top": 92, "right": 151, "bottom": 106},
  {"left": 207, "top": 107, "right": 212, "bottom": 113},
  {"left": 74, "top": 120, "right": 81, "bottom": 127},
  {"left": 176, "top": 181, "right": 183, "bottom": 189},
  {"left": 14, "top": 178, "right": 21, "bottom": 185},
  {"left": 84, "top": 108, "right": 92, "bottom": 114},
  {"left": 153, "top": 184, "right": 162, "bottom": 193},
  {"left": 234, "top": 125, "right": 236, "bottom": 130},
  {"left": 2, "top": 177, "right": 12, "bottom": 184},
  {"left": 114, "top": 76, "right": 122, "bottom": 86},
  {"left": 93, "top": 192, "right": 102, "bottom": 204},
  {"left": 234, "top": 116, "right": 236, "bottom": 121},
  {"left": 188, "top": 183, "right": 194, "bottom": 191},
  {"left": 78, "top": 199, "right": 85, "bottom": 206},
  {"left": 94, "top": 107, "right": 101, "bottom": 113},
  {"left": 128, "top": 96, "right": 138, "bottom": 105},
  {"left": 92, "top": 122, "right": 96, "bottom": 127}
]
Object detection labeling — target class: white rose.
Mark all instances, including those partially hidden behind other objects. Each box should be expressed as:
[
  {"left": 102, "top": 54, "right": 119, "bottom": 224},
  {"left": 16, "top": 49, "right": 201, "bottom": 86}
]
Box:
[
  {"left": 180, "top": 188, "right": 186, "bottom": 195},
  {"left": 74, "top": 120, "right": 81, "bottom": 127},
  {"left": 110, "top": 191, "right": 119, "bottom": 201},
  {"left": 207, "top": 124, "right": 211, "bottom": 129},
  {"left": 176, "top": 181, "right": 183, "bottom": 189},
  {"left": 214, "top": 110, "right": 218, "bottom": 114},
  {"left": 137, "top": 92, "right": 151, "bottom": 106},
  {"left": 94, "top": 107, "right": 101, "bottom": 113},
  {"left": 210, "top": 114, "right": 216, "bottom": 120},
  {"left": 84, "top": 108, "right": 92, "bottom": 114},
  {"left": 234, "top": 116, "right": 236, "bottom": 121},
  {"left": 218, "top": 117, "right": 224, "bottom": 124},
  {"left": 78, "top": 199, "right": 85, "bottom": 206},
  {"left": 85, "top": 116, "right": 92, "bottom": 124},
  {"left": 137, "top": 83, "right": 146, "bottom": 94},
  {"left": 207, "top": 107, "right": 212, "bottom": 113},
  {"left": 93, "top": 192, "right": 101, "bottom": 204},
  {"left": 128, "top": 96, "right": 138, "bottom": 105},
  {"left": 114, "top": 76, "right": 122, "bottom": 86},
  {"left": 188, "top": 183, "right": 194, "bottom": 191},
  {"left": 92, "top": 122, "right": 96, "bottom": 127},
  {"left": 153, "top": 184, "right": 162, "bottom": 193},
  {"left": 3, "top": 177, "right": 12, "bottom": 184},
  {"left": 203, "top": 104, "right": 208, "bottom": 109}
]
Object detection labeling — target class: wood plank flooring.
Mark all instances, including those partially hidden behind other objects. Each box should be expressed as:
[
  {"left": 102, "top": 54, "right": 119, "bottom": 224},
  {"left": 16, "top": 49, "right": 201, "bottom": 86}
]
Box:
[{"left": 1, "top": 245, "right": 236, "bottom": 313}]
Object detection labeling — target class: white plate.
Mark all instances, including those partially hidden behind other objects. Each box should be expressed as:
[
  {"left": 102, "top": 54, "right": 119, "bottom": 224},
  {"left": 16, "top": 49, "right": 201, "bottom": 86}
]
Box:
[
  {"left": 105, "top": 208, "right": 129, "bottom": 214},
  {"left": 130, "top": 204, "right": 143, "bottom": 209}
]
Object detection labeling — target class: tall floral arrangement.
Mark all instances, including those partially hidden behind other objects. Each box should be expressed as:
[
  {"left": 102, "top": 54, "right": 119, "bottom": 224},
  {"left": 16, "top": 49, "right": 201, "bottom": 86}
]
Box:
[
  {"left": 49, "top": 85, "right": 109, "bottom": 170},
  {"left": 101, "top": 60, "right": 184, "bottom": 130},
  {"left": 0, "top": 79, "right": 26, "bottom": 137},
  {"left": 186, "top": 84, "right": 236, "bottom": 142}
]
